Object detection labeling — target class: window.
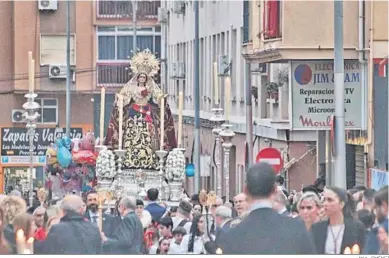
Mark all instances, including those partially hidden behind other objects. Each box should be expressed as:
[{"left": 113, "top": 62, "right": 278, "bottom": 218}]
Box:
[
  {"left": 98, "top": 36, "right": 115, "bottom": 60},
  {"left": 35, "top": 99, "right": 58, "bottom": 124},
  {"left": 263, "top": 0, "right": 281, "bottom": 39},
  {"left": 243, "top": 0, "right": 250, "bottom": 43},
  {"left": 40, "top": 35, "right": 76, "bottom": 65},
  {"left": 97, "top": 26, "right": 161, "bottom": 61}
]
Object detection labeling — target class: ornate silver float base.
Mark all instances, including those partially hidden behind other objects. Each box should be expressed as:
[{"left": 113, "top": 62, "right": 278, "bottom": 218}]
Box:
[
  {"left": 120, "top": 169, "right": 163, "bottom": 198},
  {"left": 97, "top": 177, "right": 113, "bottom": 191},
  {"left": 169, "top": 181, "right": 182, "bottom": 202}
]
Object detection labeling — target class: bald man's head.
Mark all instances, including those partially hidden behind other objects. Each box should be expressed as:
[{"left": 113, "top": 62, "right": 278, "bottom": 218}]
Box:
[{"left": 60, "top": 195, "right": 84, "bottom": 215}]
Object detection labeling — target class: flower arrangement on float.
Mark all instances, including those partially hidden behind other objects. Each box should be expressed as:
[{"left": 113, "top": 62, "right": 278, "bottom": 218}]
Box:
[
  {"left": 165, "top": 148, "right": 185, "bottom": 182},
  {"left": 96, "top": 148, "right": 116, "bottom": 179}
]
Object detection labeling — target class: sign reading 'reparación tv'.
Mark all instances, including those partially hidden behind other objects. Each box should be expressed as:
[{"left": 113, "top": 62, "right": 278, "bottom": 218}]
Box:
[
  {"left": 1, "top": 127, "right": 82, "bottom": 156},
  {"left": 291, "top": 60, "right": 363, "bottom": 130}
]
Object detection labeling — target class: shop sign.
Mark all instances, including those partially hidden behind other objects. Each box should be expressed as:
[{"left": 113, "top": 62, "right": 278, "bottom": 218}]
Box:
[
  {"left": 291, "top": 60, "right": 362, "bottom": 130},
  {"left": 1, "top": 127, "right": 82, "bottom": 156}
]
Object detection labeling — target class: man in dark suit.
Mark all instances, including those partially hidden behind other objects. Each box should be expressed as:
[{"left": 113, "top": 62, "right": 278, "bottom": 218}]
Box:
[
  {"left": 273, "top": 190, "right": 290, "bottom": 216},
  {"left": 144, "top": 188, "right": 166, "bottom": 221},
  {"left": 101, "top": 196, "right": 144, "bottom": 254},
  {"left": 42, "top": 195, "right": 102, "bottom": 254},
  {"left": 216, "top": 162, "right": 316, "bottom": 254},
  {"left": 84, "top": 190, "right": 114, "bottom": 237},
  {"left": 214, "top": 206, "right": 232, "bottom": 241}
]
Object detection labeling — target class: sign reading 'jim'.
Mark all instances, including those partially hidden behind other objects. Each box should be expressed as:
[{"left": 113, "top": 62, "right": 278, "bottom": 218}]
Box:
[{"left": 291, "top": 60, "right": 363, "bottom": 130}]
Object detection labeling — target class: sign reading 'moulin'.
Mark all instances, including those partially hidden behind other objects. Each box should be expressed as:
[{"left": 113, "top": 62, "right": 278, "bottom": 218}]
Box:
[
  {"left": 1, "top": 127, "right": 83, "bottom": 156},
  {"left": 291, "top": 60, "right": 362, "bottom": 130}
]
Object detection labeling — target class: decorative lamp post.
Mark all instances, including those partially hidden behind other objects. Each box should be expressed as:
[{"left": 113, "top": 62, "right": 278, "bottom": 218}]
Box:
[
  {"left": 219, "top": 123, "right": 235, "bottom": 202},
  {"left": 155, "top": 150, "right": 168, "bottom": 201},
  {"left": 23, "top": 92, "right": 40, "bottom": 207},
  {"left": 209, "top": 107, "right": 224, "bottom": 197},
  {"left": 114, "top": 149, "right": 126, "bottom": 199}
]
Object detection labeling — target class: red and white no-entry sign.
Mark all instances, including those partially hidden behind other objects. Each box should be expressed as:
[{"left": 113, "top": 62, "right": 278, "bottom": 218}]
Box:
[{"left": 255, "top": 148, "right": 283, "bottom": 174}]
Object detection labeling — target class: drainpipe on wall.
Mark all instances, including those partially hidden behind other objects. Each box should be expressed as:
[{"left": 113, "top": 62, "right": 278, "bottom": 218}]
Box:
[
  {"left": 358, "top": 0, "right": 368, "bottom": 185},
  {"left": 365, "top": 0, "right": 374, "bottom": 167}
]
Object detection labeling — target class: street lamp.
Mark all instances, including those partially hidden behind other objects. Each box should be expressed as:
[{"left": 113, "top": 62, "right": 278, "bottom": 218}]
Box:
[{"left": 22, "top": 92, "right": 40, "bottom": 207}]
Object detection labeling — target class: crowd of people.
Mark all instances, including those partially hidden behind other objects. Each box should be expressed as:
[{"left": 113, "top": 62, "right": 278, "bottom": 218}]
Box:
[{"left": 0, "top": 162, "right": 387, "bottom": 254}]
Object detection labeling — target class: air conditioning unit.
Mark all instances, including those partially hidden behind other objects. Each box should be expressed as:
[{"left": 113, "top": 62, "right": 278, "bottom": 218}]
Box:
[
  {"left": 173, "top": 1, "right": 185, "bottom": 14},
  {"left": 170, "top": 63, "right": 178, "bottom": 78},
  {"left": 177, "top": 62, "right": 185, "bottom": 78},
  {"left": 12, "top": 110, "right": 26, "bottom": 123},
  {"left": 49, "top": 65, "right": 67, "bottom": 79},
  {"left": 218, "top": 55, "right": 230, "bottom": 75},
  {"left": 158, "top": 8, "right": 168, "bottom": 23},
  {"left": 38, "top": 0, "right": 58, "bottom": 11}
]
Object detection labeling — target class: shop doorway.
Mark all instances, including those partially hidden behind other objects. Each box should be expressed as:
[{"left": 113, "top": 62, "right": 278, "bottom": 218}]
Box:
[{"left": 4, "top": 167, "right": 44, "bottom": 194}]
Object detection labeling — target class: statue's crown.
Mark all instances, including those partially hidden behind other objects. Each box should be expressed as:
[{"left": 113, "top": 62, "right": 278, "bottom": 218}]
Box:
[{"left": 130, "top": 49, "right": 160, "bottom": 77}]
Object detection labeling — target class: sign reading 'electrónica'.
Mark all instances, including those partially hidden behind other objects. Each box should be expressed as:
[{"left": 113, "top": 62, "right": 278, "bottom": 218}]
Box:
[{"left": 291, "top": 60, "right": 362, "bottom": 130}]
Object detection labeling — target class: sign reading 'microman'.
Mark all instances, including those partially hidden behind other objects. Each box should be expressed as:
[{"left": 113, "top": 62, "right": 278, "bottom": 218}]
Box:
[{"left": 291, "top": 60, "right": 362, "bottom": 130}]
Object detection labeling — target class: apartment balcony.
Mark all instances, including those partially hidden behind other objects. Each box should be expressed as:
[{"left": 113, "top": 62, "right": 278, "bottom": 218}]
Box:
[
  {"left": 97, "top": 0, "right": 160, "bottom": 20},
  {"left": 243, "top": 1, "right": 360, "bottom": 64},
  {"left": 97, "top": 62, "right": 131, "bottom": 88}
]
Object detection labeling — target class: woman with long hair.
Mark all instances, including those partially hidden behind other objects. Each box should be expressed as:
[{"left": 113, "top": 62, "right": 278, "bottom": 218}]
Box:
[
  {"left": 310, "top": 187, "right": 365, "bottom": 254},
  {"left": 297, "top": 192, "right": 322, "bottom": 230},
  {"left": 180, "top": 214, "right": 211, "bottom": 254},
  {"left": 0, "top": 208, "right": 10, "bottom": 254}
]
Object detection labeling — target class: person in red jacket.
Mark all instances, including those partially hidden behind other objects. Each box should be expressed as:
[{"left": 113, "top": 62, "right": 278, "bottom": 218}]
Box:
[{"left": 33, "top": 206, "right": 48, "bottom": 241}]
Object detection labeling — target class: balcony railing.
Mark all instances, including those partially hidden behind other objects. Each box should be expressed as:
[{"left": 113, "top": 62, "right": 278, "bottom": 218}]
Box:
[
  {"left": 97, "top": 62, "right": 131, "bottom": 87},
  {"left": 97, "top": 0, "right": 160, "bottom": 20}
]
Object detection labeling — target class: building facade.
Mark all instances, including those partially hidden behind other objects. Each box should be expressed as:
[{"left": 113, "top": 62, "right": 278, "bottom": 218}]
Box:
[
  {"left": 165, "top": 0, "right": 318, "bottom": 196},
  {"left": 243, "top": 0, "right": 389, "bottom": 189},
  {"left": 0, "top": 1, "right": 95, "bottom": 192}
]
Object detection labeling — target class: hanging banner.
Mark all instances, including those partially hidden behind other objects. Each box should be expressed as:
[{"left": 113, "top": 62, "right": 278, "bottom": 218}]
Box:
[{"left": 290, "top": 60, "right": 363, "bottom": 130}]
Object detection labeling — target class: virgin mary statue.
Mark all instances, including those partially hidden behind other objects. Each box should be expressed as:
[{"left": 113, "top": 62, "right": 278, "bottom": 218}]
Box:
[{"left": 104, "top": 49, "right": 177, "bottom": 170}]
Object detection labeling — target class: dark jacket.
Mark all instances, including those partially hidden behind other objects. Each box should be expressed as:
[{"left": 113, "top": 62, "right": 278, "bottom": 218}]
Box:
[
  {"left": 310, "top": 217, "right": 365, "bottom": 254},
  {"left": 145, "top": 202, "right": 166, "bottom": 222},
  {"left": 103, "top": 211, "right": 144, "bottom": 254},
  {"left": 217, "top": 208, "right": 316, "bottom": 254},
  {"left": 42, "top": 212, "right": 102, "bottom": 254},
  {"left": 83, "top": 210, "right": 115, "bottom": 237}
]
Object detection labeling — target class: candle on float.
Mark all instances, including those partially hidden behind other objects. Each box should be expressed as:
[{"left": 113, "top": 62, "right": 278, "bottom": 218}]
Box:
[
  {"left": 343, "top": 247, "right": 351, "bottom": 254},
  {"left": 351, "top": 244, "right": 360, "bottom": 254},
  {"left": 99, "top": 87, "right": 106, "bottom": 143},
  {"left": 29, "top": 60, "right": 35, "bottom": 94},
  {"left": 26, "top": 237, "right": 34, "bottom": 254},
  {"left": 117, "top": 95, "right": 123, "bottom": 150},
  {"left": 16, "top": 229, "right": 26, "bottom": 254},
  {"left": 177, "top": 91, "right": 184, "bottom": 147},
  {"left": 98, "top": 196, "right": 104, "bottom": 232},
  {"left": 28, "top": 52, "right": 33, "bottom": 93},
  {"left": 160, "top": 96, "right": 165, "bottom": 150},
  {"left": 224, "top": 76, "right": 231, "bottom": 121},
  {"left": 213, "top": 62, "right": 219, "bottom": 105}
]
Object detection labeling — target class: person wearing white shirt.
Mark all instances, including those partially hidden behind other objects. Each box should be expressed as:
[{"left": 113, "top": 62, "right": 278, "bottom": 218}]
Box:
[
  {"left": 168, "top": 226, "right": 186, "bottom": 254},
  {"left": 172, "top": 200, "right": 193, "bottom": 234},
  {"left": 180, "top": 214, "right": 214, "bottom": 254}
]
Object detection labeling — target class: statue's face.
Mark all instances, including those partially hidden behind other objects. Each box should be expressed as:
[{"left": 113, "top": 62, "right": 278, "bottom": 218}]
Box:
[{"left": 138, "top": 73, "right": 147, "bottom": 84}]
